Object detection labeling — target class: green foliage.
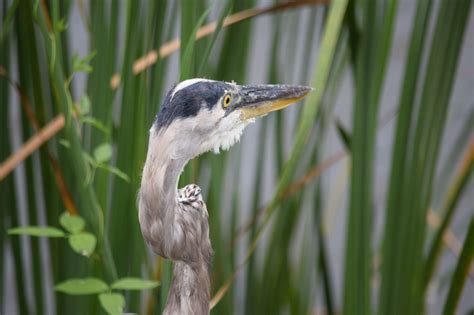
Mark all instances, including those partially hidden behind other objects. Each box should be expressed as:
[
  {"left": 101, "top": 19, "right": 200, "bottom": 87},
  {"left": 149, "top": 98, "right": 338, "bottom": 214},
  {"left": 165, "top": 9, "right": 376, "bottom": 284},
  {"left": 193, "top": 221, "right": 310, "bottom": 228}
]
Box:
[
  {"left": 68, "top": 232, "right": 97, "bottom": 257},
  {"left": 9, "top": 212, "right": 97, "bottom": 259},
  {"left": 60, "top": 212, "right": 86, "bottom": 233},
  {"left": 93, "top": 143, "right": 113, "bottom": 164},
  {"left": 2, "top": 0, "right": 472, "bottom": 314},
  {"left": 9, "top": 211, "right": 158, "bottom": 314},
  {"left": 54, "top": 275, "right": 158, "bottom": 315},
  {"left": 55, "top": 278, "right": 109, "bottom": 295},
  {"left": 71, "top": 51, "right": 96, "bottom": 74},
  {"left": 8, "top": 226, "right": 65, "bottom": 238},
  {"left": 111, "top": 278, "right": 160, "bottom": 290},
  {"left": 98, "top": 293, "right": 126, "bottom": 315},
  {"left": 78, "top": 95, "right": 91, "bottom": 114},
  {"left": 378, "top": 0, "right": 472, "bottom": 314}
]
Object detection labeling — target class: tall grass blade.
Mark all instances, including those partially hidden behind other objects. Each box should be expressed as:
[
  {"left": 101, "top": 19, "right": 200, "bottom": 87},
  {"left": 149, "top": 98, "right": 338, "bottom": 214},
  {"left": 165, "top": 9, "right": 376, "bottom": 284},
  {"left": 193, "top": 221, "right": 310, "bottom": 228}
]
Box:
[
  {"left": 198, "top": 0, "right": 232, "bottom": 76},
  {"left": 0, "top": 0, "right": 18, "bottom": 45},
  {"left": 216, "top": 0, "right": 255, "bottom": 83},
  {"left": 146, "top": 0, "right": 169, "bottom": 120},
  {"left": 1, "top": 5, "right": 16, "bottom": 311},
  {"left": 87, "top": 1, "right": 120, "bottom": 209},
  {"left": 272, "top": 0, "right": 347, "bottom": 205},
  {"left": 442, "top": 217, "right": 474, "bottom": 315},
  {"left": 378, "top": 0, "right": 432, "bottom": 312},
  {"left": 424, "top": 141, "right": 473, "bottom": 286},
  {"left": 379, "top": 0, "right": 471, "bottom": 314},
  {"left": 108, "top": 2, "right": 151, "bottom": 312},
  {"left": 343, "top": 0, "right": 399, "bottom": 313},
  {"left": 179, "top": 0, "right": 198, "bottom": 80}
]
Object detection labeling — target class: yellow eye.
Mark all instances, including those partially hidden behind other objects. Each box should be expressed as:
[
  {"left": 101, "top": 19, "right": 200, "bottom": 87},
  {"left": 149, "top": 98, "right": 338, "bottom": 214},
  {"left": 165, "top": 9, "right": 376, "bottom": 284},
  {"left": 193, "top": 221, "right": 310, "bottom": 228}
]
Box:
[{"left": 223, "top": 94, "right": 232, "bottom": 108}]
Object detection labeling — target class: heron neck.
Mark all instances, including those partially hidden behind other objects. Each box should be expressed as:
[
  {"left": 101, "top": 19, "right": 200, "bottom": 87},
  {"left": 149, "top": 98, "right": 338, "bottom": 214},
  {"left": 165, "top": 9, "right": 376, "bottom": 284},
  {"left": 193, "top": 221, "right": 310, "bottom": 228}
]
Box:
[
  {"left": 164, "top": 260, "right": 211, "bottom": 314},
  {"left": 140, "top": 128, "right": 212, "bottom": 314},
  {"left": 140, "top": 131, "right": 188, "bottom": 229}
]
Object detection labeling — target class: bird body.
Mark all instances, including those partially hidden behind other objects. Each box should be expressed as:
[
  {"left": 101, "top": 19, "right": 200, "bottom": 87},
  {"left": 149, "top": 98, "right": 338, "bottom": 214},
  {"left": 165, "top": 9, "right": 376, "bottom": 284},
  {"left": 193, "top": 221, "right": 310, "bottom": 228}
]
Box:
[
  {"left": 166, "top": 185, "right": 212, "bottom": 315},
  {"left": 138, "top": 79, "right": 311, "bottom": 314}
]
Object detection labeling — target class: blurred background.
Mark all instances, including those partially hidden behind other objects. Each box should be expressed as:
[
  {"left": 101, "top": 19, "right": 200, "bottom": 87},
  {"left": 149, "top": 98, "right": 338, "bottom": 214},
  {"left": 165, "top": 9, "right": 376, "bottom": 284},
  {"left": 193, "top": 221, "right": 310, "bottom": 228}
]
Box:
[{"left": 1, "top": 0, "right": 473, "bottom": 314}]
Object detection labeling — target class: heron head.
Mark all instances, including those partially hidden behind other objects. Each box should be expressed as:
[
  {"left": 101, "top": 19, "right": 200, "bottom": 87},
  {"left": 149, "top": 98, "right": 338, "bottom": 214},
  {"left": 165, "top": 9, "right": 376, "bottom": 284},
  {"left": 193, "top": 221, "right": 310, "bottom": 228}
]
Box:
[{"left": 151, "top": 79, "right": 312, "bottom": 158}]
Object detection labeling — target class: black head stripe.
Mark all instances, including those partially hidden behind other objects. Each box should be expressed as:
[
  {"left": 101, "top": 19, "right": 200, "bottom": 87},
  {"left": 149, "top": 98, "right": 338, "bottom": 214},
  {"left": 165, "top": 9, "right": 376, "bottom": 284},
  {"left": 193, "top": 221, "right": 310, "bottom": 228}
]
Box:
[
  {"left": 153, "top": 83, "right": 176, "bottom": 130},
  {"left": 154, "top": 81, "right": 231, "bottom": 131}
]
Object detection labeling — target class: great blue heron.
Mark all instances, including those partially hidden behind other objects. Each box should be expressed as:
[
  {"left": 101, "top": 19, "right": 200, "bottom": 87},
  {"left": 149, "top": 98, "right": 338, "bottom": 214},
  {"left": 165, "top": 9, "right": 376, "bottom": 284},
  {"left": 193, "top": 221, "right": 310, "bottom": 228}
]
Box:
[{"left": 138, "top": 79, "right": 311, "bottom": 314}]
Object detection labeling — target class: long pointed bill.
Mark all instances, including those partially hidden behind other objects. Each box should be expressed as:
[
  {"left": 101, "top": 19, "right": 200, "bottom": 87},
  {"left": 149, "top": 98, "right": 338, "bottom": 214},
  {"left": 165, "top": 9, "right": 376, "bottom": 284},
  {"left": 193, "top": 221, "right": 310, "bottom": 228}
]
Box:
[{"left": 239, "top": 84, "right": 313, "bottom": 120}]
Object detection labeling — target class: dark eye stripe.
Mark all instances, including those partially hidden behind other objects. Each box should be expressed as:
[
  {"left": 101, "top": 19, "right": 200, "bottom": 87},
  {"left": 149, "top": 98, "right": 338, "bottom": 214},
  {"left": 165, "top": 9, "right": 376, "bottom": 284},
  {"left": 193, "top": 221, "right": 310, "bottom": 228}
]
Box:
[{"left": 154, "top": 81, "right": 232, "bottom": 131}]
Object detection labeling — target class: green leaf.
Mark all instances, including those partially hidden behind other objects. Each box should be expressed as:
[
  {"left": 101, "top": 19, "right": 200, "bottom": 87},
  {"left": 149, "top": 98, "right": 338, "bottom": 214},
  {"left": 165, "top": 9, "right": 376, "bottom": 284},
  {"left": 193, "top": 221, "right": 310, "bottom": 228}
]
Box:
[
  {"left": 55, "top": 278, "right": 108, "bottom": 295},
  {"left": 79, "top": 116, "right": 109, "bottom": 134},
  {"left": 53, "top": 18, "right": 68, "bottom": 33},
  {"left": 58, "top": 139, "right": 70, "bottom": 148},
  {"left": 8, "top": 226, "right": 65, "bottom": 238},
  {"left": 82, "top": 151, "right": 96, "bottom": 166},
  {"left": 99, "top": 293, "right": 125, "bottom": 315},
  {"left": 111, "top": 277, "right": 159, "bottom": 290},
  {"left": 68, "top": 232, "right": 97, "bottom": 257},
  {"left": 59, "top": 212, "right": 85, "bottom": 234},
  {"left": 72, "top": 51, "right": 96, "bottom": 73},
  {"left": 96, "top": 164, "right": 130, "bottom": 182},
  {"left": 79, "top": 95, "right": 91, "bottom": 115},
  {"left": 93, "top": 143, "right": 112, "bottom": 163}
]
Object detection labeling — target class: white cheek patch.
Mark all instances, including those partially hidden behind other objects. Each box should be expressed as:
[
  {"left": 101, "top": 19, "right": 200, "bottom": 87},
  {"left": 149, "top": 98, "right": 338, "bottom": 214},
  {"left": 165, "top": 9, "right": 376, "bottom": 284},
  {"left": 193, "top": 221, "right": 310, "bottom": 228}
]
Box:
[
  {"left": 156, "top": 106, "right": 255, "bottom": 158},
  {"left": 211, "top": 123, "right": 246, "bottom": 154},
  {"left": 205, "top": 111, "right": 252, "bottom": 154}
]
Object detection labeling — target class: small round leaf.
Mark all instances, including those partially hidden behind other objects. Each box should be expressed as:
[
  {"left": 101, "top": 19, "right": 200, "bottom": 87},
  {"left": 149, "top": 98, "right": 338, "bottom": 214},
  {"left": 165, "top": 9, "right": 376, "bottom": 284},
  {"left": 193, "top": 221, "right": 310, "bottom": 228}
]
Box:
[
  {"left": 8, "top": 226, "right": 65, "bottom": 238},
  {"left": 111, "top": 277, "right": 159, "bottom": 290},
  {"left": 55, "top": 278, "right": 108, "bottom": 295},
  {"left": 79, "top": 95, "right": 91, "bottom": 114},
  {"left": 59, "top": 212, "right": 85, "bottom": 234},
  {"left": 99, "top": 293, "right": 125, "bottom": 315},
  {"left": 93, "top": 143, "right": 112, "bottom": 164},
  {"left": 68, "top": 232, "right": 97, "bottom": 256}
]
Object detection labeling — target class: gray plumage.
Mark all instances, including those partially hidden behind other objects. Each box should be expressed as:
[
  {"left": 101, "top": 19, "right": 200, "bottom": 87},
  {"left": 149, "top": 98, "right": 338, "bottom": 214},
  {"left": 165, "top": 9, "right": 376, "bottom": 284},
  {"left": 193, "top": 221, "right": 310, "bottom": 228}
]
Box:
[{"left": 138, "top": 79, "right": 311, "bottom": 314}]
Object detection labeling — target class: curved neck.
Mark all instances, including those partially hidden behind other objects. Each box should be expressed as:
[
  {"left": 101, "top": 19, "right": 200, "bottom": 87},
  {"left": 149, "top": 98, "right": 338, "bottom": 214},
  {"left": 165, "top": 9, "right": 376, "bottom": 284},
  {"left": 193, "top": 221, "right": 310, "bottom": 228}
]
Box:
[
  {"left": 140, "top": 129, "right": 188, "bottom": 237},
  {"left": 139, "top": 127, "right": 212, "bottom": 314}
]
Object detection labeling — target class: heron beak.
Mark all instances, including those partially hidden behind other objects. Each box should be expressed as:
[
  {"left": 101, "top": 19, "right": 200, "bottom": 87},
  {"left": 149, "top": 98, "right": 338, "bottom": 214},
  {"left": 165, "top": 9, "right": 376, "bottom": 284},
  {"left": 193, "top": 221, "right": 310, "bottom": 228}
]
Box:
[{"left": 238, "top": 84, "right": 313, "bottom": 120}]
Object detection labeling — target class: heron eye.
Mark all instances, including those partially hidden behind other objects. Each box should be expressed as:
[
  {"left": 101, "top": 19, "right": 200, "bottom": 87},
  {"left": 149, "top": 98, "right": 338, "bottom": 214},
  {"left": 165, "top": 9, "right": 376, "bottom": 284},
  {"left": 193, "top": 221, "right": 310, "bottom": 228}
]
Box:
[{"left": 223, "top": 94, "right": 232, "bottom": 108}]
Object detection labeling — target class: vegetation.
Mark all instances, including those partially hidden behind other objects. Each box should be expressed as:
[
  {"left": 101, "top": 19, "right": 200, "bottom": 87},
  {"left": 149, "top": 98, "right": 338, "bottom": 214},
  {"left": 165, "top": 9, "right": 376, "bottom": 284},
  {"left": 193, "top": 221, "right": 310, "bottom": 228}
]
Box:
[{"left": 1, "top": 0, "right": 472, "bottom": 314}]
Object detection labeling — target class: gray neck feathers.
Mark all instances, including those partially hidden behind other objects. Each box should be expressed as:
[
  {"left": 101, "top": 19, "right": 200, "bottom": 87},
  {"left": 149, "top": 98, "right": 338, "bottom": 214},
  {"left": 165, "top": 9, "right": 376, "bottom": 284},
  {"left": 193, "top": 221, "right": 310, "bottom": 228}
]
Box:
[
  {"left": 165, "top": 261, "right": 211, "bottom": 314},
  {"left": 139, "top": 127, "right": 212, "bottom": 315}
]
